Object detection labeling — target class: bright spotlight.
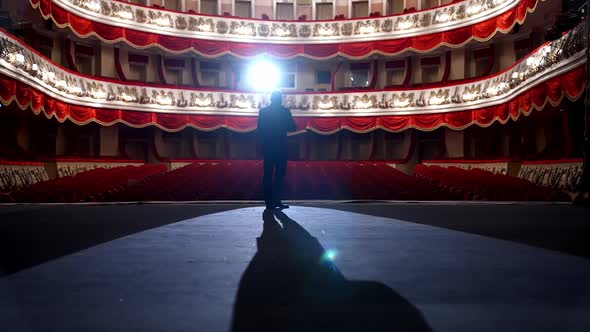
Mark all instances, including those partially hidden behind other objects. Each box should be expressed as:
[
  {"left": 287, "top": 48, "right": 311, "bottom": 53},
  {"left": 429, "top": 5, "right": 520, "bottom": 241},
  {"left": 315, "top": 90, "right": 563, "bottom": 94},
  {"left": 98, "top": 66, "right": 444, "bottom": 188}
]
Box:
[
  {"left": 322, "top": 249, "right": 337, "bottom": 262},
  {"left": 246, "top": 60, "right": 280, "bottom": 92}
]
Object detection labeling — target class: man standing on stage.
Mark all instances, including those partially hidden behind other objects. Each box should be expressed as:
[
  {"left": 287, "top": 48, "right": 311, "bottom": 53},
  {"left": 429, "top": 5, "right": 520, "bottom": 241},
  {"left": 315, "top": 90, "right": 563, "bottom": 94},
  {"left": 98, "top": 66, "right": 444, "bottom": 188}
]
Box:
[{"left": 257, "top": 91, "right": 296, "bottom": 210}]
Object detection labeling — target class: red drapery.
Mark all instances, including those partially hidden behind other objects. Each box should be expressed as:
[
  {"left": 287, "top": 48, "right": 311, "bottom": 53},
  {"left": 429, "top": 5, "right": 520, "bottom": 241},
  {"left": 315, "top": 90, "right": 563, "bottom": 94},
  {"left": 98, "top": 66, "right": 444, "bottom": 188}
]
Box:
[
  {"left": 0, "top": 65, "right": 584, "bottom": 134},
  {"left": 32, "top": 0, "right": 541, "bottom": 59}
]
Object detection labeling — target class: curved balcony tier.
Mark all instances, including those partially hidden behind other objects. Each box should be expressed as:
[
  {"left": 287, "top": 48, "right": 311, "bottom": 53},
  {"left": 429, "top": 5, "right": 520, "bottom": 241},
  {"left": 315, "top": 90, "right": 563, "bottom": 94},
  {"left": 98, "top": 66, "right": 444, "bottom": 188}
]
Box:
[
  {"left": 0, "top": 26, "right": 584, "bottom": 133},
  {"left": 32, "top": 0, "right": 542, "bottom": 59}
]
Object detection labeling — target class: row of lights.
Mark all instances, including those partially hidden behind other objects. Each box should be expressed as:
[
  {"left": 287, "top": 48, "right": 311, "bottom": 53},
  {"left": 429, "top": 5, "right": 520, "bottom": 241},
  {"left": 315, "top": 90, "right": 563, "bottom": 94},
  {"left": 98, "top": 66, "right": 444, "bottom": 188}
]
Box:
[
  {"left": 0, "top": 51, "right": 544, "bottom": 108},
  {"left": 1, "top": 29, "right": 560, "bottom": 111},
  {"left": 75, "top": 0, "right": 508, "bottom": 35}
]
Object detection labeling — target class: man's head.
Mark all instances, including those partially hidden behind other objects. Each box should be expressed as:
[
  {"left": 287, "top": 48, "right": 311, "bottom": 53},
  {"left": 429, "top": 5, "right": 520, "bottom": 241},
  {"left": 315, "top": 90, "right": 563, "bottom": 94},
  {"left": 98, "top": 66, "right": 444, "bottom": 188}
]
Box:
[{"left": 270, "top": 91, "right": 282, "bottom": 105}]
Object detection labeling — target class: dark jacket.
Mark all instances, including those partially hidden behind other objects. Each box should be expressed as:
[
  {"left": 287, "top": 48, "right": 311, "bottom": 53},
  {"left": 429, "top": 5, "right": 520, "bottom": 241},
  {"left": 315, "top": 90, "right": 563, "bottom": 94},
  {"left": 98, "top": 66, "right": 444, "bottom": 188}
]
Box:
[{"left": 257, "top": 104, "right": 296, "bottom": 154}]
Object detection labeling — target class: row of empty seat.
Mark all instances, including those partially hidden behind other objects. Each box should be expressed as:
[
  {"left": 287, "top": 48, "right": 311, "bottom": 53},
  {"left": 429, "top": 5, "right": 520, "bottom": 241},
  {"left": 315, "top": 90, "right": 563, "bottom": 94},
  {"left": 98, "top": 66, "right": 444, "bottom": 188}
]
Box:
[
  {"left": 9, "top": 164, "right": 167, "bottom": 203},
  {"left": 2, "top": 160, "right": 573, "bottom": 202},
  {"left": 414, "top": 164, "right": 570, "bottom": 201},
  {"left": 110, "top": 161, "right": 458, "bottom": 201}
]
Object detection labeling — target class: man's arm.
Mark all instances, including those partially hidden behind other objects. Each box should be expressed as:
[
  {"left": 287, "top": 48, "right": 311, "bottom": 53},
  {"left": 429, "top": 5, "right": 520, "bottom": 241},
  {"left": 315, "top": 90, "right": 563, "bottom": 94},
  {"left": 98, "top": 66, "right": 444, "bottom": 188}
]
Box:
[
  {"left": 257, "top": 109, "right": 266, "bottom": 148},
  {"left": 284, "top": 107, "right": 296, "bottom": 132}
]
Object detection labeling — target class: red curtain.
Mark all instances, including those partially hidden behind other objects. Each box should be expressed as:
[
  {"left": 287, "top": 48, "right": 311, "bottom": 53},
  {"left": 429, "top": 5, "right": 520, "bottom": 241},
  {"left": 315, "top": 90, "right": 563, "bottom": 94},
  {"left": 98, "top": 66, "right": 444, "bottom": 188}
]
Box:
[
  {"left": 0, "top": 64, "right": 584, "bottom": 134},
  {"left": 33, "top": 0, "right": 540, "bottom": 59}
]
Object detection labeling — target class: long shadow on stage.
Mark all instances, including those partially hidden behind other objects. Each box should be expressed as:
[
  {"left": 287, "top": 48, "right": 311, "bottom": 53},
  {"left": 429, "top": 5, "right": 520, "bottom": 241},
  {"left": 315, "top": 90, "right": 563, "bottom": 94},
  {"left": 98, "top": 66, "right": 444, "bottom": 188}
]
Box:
[{"left": 231, "top": 210, "right": 432, "bottom": 332}]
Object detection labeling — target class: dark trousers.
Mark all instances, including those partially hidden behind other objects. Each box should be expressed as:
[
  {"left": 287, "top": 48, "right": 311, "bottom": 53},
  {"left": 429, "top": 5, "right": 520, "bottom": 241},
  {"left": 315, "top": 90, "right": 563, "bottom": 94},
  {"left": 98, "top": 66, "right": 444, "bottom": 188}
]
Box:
[{"left": 263, "top": 152, "right": 287, "bottom": 208}]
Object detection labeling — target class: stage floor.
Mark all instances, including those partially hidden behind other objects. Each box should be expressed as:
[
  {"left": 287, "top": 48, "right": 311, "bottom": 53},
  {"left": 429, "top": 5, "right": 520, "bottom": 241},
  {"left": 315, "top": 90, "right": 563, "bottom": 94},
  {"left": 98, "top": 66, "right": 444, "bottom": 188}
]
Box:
[{"left": 1, "top": 203, "right": 589, "bottom": 332}]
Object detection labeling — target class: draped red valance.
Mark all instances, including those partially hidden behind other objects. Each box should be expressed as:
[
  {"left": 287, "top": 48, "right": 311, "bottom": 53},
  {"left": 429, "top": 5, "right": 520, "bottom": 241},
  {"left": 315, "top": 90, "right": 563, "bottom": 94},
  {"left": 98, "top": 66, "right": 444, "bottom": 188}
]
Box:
[
  {"left": 0, "top": 65, "right": 584, "bottom": 134},
  {"left": 32, "top": 0, "right": 542, "bottom": 59}
]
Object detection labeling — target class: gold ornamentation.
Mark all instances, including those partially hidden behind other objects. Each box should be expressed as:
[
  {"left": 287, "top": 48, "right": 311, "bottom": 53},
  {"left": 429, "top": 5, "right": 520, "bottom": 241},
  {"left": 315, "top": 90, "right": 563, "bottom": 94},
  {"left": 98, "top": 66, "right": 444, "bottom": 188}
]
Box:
[
  {"left": 354, "top": 20, "right": 380, "bottom": 35},
  {"left": 230, "top": 22, "right": 256, "bottom": 36},
  {"left": 313, "top": 95, "right": 339, "bottom": 110},
  {"left": 216, "top": 21, "right": 229, "bottom": 34},
  {"left": 231, "top": 94, "right": 255, "bottom": 109},
  {"left": 271, "top": 23, "right": 297, "bottom": 37},
  {"left": 313, "top": 23, "right": 339, "bottom": 37},
  {"left": 149, "top": 11, "right": 172, "bottom": 27},
  {"left": 381, "top": 19, "right": 393, "bottom": 33},
  {"left": 352, "top": 95, "right": 377, "bottom": 109},
  {"left": 117, "top": 87, "right": 138, "bottom": 103},
  {"left": 175, "top": 16, "right": 188, "bottom": 30},
  {"left": 135, "top": 9, "right": 147, "bottom": 23},
  {"left": 341, "top": 23, "right": 353, "bottom": 36},
  {"left": 428, "top": 89, "right": 449, "bottom": 105},
  {"left": 190, "top": 93, "right": 214, "bottom": 107},
  {"left": 298, "top": 25, "right": 311, "bottom": 38},
  {"left": 391, "top": 93, "right": 414, "bottom": 108},
  {"left": 258, "top": 24, "right": 270, "bottom": 37}
]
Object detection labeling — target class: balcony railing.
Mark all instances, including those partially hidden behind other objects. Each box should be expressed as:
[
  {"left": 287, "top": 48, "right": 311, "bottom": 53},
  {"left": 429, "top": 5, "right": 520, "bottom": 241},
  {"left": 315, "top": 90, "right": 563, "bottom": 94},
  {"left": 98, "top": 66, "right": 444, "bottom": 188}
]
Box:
[
  {"left": 35, "top": 0, "right": 526, "bottom": 43},
  {"left": 0, "top": 24, "right": 585, "bottom": 117}
]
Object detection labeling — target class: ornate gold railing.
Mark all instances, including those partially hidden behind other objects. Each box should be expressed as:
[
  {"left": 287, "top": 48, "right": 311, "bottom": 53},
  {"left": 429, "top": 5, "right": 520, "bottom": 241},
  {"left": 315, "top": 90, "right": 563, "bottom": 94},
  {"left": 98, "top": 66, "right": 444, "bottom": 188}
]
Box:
[{"left": 0, "top": 25, "right": 585, "bottom": 117}]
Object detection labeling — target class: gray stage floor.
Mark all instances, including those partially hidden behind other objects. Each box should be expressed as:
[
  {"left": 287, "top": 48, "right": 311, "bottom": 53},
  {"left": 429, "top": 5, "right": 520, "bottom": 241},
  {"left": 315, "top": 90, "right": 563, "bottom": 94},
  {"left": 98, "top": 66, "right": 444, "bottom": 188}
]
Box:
[{"left": 0, "top": 204, "right": 589, "bottom": 332}]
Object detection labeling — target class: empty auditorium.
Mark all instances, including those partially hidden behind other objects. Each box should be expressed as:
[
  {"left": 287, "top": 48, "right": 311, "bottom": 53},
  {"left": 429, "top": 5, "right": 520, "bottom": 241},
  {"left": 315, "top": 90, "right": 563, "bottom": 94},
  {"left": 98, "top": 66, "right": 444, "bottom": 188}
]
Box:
[{"left": 0, "top": 0, "right": 589, "bottom": 331}]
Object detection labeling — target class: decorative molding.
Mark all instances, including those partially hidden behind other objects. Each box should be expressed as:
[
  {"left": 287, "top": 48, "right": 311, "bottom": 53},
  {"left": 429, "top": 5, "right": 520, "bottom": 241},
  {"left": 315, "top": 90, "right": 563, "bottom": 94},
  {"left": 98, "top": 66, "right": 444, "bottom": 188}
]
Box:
[
  {"left": 0, "top": 25, "right": 585, "bottom": 118},
  {"left": 518, "top": 160, "right": 583, "bottom": 190},
  {"left": 422, "top": 160, "right": 509, "bottom": 175},
  {"left": 36, "top": 0, "right": 524, "bottom": 44}
]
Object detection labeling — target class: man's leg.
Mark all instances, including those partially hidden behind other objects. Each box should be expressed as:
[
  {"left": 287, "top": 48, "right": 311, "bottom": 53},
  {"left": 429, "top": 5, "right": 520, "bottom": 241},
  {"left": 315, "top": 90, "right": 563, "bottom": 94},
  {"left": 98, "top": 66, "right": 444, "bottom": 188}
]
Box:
[
  {"left": 263, "top": 156, "right": 275, "bottom": 209},
  {"left": 273, "top": 156, "right": 288, "bottom": 207}
]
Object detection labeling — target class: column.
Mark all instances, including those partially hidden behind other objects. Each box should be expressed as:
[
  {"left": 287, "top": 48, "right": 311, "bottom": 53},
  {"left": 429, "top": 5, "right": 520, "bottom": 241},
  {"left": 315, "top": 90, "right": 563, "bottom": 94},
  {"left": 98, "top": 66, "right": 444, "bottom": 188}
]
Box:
[
  {"left": 55, "top": 125, "right": 66, "bottom": 156},
  {"left": 99, "top": 45, "right": 117, "bottom": 79},
  {"left": 99, "top": 126, "right": 120, "bottom": 157},
  {"left": 449, "top": 48, "right": 466, "bottom": 80},
  {"left": 444, "top": 128, "right": 464, "bottom": 158},
  {"left": 497, "top": 40, "right": 516, "bottom": 71}
]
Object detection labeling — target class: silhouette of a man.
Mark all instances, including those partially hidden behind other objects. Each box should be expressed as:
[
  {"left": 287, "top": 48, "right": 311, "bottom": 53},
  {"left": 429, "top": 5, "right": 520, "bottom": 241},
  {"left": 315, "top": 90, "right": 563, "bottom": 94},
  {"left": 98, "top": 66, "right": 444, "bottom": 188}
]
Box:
[{"left": 257, "top": 91, "right": 296, "bottom": 210}]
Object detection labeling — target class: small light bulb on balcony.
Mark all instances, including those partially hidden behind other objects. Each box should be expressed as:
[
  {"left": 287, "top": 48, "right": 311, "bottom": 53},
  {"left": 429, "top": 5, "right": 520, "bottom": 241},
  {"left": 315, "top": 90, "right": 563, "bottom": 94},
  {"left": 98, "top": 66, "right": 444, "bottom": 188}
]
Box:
[
  {"left": 121, "top": 93, "right": 136, "bottom": 102},
  {"left": 486, "top": 86, "right": 499, "bottom": 95},
  {"left": 235, "top": 99, "right": 252, "bottom": 108},
  {"left": 15, "top": 53, "right": 25, "bottom": 65},
  {"left": 354, "top": 98, "right": 373, "bottom": 109},
  {"left": 93, "top": 89, "right": 107, "bottom": 99},
  {"left": 358, "top": 25, "right": 375, "bottom": 34},
  {"left": 85, "top": 0, "right": 101, "bottom": 12},
  {"left": 467, "top": 3, "right": 483, "bottom": 15},
  {"left": 31, "top": 63, "right": 39, "bottom": 72},
  {"left": 274, "top": 27, "right": 290, "bottom": 37},
  {"left": 69, "top": 85, "right": 83, "bottom": 95},
  {"left": 198, "top": 23, "right": 213, "bottom": 32},
  {"left": 316, "top": 26, "right": 335, "bottom": 36},
  {"left": 56, "top": 79, "right": 67, "bottom": 89},
  {"left": 156, "top": 94, "right": 173, "bottom": 105},
  {"left": 154, "top": 16, "right": 171, "bottom": 27},
  {"left": 318, "top": 99, "right": 334, "bottom": 110},
  {"left": 235, "top": 25, "right": 254, "bottom": 35},
  {"left": 42, "top": 70, "right": 56, "bottom": 82},
  {"left": 429, "top": 95, "right": 446, "bottom": 105},
  {"left": 398, "top": 20, "right": 414, "bottom": 30},
  {"left": 117, "top": 10, "right": 133, "bottom": 20},
  {"left": 526, "top": 57, "right": 535, "bottom": 66},
  {"left": 393, "top": 98, "right": 411, "bottom": 108},
  {"left": 436, "top": 12, "right": 451, "bottom": 23},
  {"left": 462, "top": 91, "right": 478, "bottom": 102}
]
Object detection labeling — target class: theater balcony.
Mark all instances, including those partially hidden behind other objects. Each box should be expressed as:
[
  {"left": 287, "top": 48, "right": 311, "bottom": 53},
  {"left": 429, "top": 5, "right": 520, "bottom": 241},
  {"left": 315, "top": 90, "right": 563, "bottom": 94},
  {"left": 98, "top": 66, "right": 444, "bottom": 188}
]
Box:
[
  {"left": 0, "top": 23, "right": 584, "bottom": 132},
  {"left": 29, "top": 0, "right": 548, "bottom": 58}
]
